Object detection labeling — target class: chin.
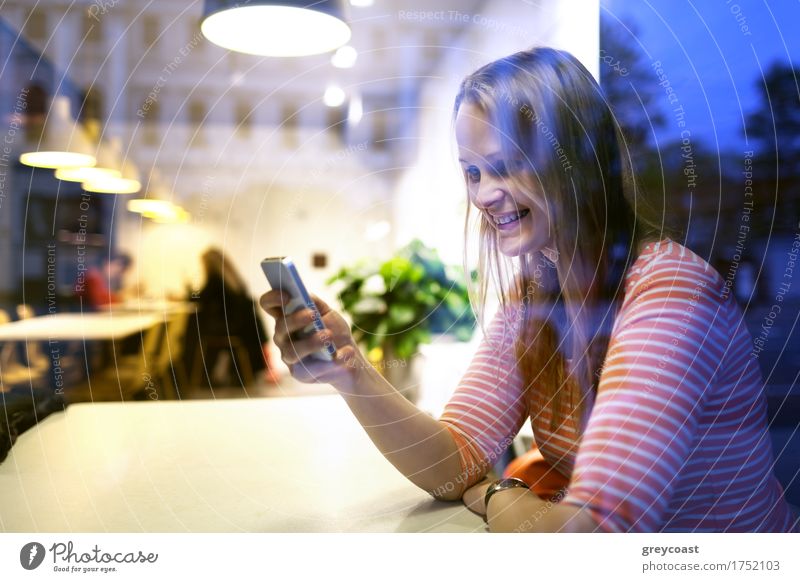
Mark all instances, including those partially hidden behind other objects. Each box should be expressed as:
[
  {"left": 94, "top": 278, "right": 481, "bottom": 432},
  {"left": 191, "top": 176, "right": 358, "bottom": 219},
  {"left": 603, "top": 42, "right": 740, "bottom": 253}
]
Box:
[{"left": 497, "top": 235, "right": 541, "bottom": 257}]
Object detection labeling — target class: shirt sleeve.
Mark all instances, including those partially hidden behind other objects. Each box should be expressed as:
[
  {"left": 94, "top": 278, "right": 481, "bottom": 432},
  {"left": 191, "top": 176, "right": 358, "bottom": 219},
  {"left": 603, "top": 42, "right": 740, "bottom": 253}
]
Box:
[
  {"left": 439, "top": 306, "right": 529, "bottom": 493},
  {"left": 560, "top": 256, "right": 728, "bottom": 531}
]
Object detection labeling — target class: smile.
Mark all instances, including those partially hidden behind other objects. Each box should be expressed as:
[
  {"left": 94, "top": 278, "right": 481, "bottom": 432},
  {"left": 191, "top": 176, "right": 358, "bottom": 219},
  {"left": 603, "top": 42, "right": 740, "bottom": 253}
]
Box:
[{"left": 492, "top": 209, "right": 530, "bottom": 228}]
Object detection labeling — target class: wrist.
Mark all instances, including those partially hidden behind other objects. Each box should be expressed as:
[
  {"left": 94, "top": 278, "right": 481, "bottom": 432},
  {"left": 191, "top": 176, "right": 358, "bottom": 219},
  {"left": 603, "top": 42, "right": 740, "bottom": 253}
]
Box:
[
  {"left": 331, "top": 349, "right": 372, "bottom": 393},
  {"left": 484, "top": 477, "right": 529, "bottom": 521}
]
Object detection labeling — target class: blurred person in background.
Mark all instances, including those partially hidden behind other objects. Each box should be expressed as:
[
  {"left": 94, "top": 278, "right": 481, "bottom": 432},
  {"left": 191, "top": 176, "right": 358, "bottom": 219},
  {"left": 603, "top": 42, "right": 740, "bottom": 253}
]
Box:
[
  {"left": 76, "top": 252, "right": 133, "bottom": 310},
  {"left": 190, "top": 248, "right": 276, "bottom": 387}
]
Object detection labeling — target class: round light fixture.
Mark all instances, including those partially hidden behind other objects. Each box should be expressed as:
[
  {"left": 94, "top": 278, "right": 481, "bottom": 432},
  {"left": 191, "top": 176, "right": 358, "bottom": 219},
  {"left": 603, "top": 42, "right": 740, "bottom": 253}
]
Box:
[
  {"left": 55, "top": 166, "right": 122, "bottom": 182},
  {"left": 324, "top": 85, "right": 346, "bottom": 107},
  {"left": 83, "top": 176, "right": 142, "bottom": 194},
  {"left": 331, "top": 45, "right": 357, "bottom": 68},
  {"left": 20, "top": 96, "right": 97, "bottom": 169},
  {"left": 81, "top": 137, "right": 142, "bottom": 194},
  {"left": 201, "top": 0, "right": 351, "bottom": 57}
]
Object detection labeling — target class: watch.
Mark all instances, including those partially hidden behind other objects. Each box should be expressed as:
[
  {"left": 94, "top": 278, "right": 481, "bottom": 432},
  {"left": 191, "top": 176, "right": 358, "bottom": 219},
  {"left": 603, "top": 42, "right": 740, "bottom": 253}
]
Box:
[{"left": 484, "top": 477, "right": 529, "bottom": 515}]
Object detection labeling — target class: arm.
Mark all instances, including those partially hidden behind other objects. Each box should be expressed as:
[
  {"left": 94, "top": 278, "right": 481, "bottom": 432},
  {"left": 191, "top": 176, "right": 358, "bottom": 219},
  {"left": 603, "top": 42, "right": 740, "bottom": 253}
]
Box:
[
  {"left": 339, "top": 360, "right": 466, "bottom": 499},
  {"left": 437, "top": 306, "right": 530, "bottom": 498},
  {"left": 488, "top": 488, "right": 597, "bottom": 532},
  {"left": 261, "top": 290, "right": 463, "bottom": 498},
  {"left": 261, "top": 292, "right": 529, "bottom": 501},
  {"left": 557, "top": 257, "right": 726, "bottom": 531},
  {"left": 349, "top": 303, "right": 530, "bottom": 500},
  {"left": 484, "top": 255, "right": 726, "bottom": 532}
]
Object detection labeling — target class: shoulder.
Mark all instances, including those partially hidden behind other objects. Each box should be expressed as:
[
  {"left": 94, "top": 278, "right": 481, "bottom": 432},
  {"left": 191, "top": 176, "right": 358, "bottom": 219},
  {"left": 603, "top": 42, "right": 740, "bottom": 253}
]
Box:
[
  {"left": 614, "top": 239, "right": 731, "bottom": 339},
  {"left": 624, "top": 239, "right": 726, "bottom": 305}
]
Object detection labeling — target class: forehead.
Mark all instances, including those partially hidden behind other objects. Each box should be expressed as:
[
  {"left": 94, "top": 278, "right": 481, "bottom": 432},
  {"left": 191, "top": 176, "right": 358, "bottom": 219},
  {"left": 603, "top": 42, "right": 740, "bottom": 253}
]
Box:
[{"left": 455, "top": 102, "right": 501, "bottom": 159}]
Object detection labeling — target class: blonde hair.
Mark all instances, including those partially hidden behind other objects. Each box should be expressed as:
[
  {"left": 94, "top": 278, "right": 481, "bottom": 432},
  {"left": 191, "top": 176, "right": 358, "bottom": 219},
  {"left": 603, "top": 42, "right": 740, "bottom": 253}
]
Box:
[{"left": 455, "top": 48, "right": 660, "bottom": 431}]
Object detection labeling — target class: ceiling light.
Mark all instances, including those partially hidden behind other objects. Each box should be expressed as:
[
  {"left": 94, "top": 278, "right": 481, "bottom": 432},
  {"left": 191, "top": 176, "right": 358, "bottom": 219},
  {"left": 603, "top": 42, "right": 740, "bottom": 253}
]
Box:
[
  {"left": 324, "top": 85, "right": 346, "bottom": 107},
  {"left": 83, "top": 176, "right": 142, "bottom": 194},
  {"left": 127, "top": 199, "right": 189, "bottom": 223},
  {"left": 127, "top": 199, "right": 170, "bottom": 214},
  {"left": 20, "top": 96, "right": 97, "bottom": 169},
  {"left": 55, "top": 166, "right": 121, "bottom": 182},
  {"left": 54, "top": 138, "right": 127, "bottom": 183},
  {"left": 349, "top": 0, "right": 373, "bottom": 7},
  {"left": 331, "top": 45, "right": 357, "bottom": 68},
  {"left": 201, "top": 0, "right": 351, "bottom": 57},
  {"left": 82, "top": 143, "right": 141, "bottom": 194},
  {"left": 347, "top": 92, "right": 363, "bottom": 124}
]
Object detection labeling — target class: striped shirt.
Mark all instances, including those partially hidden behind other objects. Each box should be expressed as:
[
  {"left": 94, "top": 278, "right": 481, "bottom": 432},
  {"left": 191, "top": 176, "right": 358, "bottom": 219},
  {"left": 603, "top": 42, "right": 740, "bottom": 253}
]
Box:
[{"left": 440, "top": 240, "right": 797, "bottom": 532}]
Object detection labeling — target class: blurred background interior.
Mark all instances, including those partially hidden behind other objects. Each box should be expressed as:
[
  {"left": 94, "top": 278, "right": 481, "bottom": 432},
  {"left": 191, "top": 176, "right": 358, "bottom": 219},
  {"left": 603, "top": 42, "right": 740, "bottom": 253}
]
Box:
[{"left": 0, "top": 0, "right": 797, "bottom": 504}]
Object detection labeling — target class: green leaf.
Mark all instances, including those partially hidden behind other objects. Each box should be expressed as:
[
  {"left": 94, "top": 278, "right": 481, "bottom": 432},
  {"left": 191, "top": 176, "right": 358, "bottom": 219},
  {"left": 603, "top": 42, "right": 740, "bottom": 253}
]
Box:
[
  {"left": 350, "top": 296, "right": 387, "bottom": 315},
  {"left": 388, "top": 303, "right": 416, "bottom": 326}
]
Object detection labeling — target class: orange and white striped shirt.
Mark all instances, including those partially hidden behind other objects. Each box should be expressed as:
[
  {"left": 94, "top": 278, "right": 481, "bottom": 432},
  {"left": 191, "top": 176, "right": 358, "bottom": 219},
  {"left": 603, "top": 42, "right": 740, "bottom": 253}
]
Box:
[{"left": 440, "top": 240, "right": 797, "bottom": 532}]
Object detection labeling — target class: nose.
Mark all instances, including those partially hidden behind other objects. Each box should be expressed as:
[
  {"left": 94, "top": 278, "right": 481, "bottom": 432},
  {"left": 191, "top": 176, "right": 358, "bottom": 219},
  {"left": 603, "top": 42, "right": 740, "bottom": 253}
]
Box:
[{"left": 472, "top": 176, "right": 506, "bottom": 211}]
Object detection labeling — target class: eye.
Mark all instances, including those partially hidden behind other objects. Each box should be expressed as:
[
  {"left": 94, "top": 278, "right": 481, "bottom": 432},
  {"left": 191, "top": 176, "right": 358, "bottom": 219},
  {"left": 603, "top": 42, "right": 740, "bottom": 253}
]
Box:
[
  {"left": 464, "top": 165, "right": 481, "bottom": 184},
  {"left": 489, "top": 158, "right": 525, "bottom": 177}
]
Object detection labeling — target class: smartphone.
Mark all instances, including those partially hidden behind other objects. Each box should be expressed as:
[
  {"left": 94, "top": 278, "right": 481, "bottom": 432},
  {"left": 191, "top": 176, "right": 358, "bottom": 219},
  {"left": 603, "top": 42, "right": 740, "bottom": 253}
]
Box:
[{"left": 261, "top": 256, "right": 336, "bottom": 361}]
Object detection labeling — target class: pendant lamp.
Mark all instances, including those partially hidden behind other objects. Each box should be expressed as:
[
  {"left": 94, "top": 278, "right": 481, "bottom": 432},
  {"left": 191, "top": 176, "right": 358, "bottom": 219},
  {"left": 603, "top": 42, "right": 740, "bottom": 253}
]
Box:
[
  {"left": 81, "top": 138, "right": 141, "bottom": 194},
  {"left": 54, "top": 137, "right": 123, "bottom": 183},
  {"left": 19, "top": 96, "right": 97, "bottom": 169},
  {"left": 201, "top": 0, "right": 351, "bottom": 57}
]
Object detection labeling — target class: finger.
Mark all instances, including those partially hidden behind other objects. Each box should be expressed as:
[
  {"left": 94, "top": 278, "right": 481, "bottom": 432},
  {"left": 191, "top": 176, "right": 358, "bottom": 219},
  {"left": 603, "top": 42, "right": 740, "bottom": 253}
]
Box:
[
  {"left": 260, "top": 290, "right": 292, "bottom": 313},
  {"left": 274, "top": 320, "right": 317, "bottom": 351},
  {"left": 275, "top": 308, "right": 318, "bottom": 337},
  {"left": 281, "top": 330, "right": 333, "bottom": 365}
]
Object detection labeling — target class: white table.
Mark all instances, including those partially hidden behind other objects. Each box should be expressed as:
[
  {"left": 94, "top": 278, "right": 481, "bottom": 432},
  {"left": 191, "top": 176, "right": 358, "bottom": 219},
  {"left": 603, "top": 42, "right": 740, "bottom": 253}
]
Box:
[
  {"left": 0, "top": 312, "right": 163, "bottom": 341},
  {"left": 0, "top": 395, "right": 484, "bottom": 532}
]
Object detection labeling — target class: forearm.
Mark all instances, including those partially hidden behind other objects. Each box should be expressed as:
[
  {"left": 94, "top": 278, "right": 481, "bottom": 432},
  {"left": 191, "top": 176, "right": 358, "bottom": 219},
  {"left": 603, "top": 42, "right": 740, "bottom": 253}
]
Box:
[
  {"left": 487, "top": 488, "right": 597, "bottom": 532},
  {"left": 335, "top": 357, "right": 464, "bottom": 499}
]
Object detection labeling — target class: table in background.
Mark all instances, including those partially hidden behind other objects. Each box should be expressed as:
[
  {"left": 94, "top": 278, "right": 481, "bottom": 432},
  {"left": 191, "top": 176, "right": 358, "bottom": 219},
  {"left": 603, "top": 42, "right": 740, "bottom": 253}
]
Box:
[
  {"left": 0, "top": 394, "right": 483, "bottom": 532},
  {"left": 0, "top": 312, "right": 163, "bottom": 342}
]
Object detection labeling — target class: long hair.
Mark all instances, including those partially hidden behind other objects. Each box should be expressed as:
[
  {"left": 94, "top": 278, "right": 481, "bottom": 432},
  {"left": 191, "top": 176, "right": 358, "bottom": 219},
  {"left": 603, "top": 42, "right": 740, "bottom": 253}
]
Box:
[
  {"left": 202, "top": 247, "right": 248, "bottom": 296},
  {"left": 455, "top": 48, "right": 661, "bottom": 432}
]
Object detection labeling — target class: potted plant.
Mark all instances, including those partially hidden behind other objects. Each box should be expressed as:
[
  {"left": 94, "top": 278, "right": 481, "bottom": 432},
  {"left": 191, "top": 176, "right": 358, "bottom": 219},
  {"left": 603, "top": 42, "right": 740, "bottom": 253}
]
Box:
[{"left": 327, "top": 239, "right": 476, "bottom": 400}]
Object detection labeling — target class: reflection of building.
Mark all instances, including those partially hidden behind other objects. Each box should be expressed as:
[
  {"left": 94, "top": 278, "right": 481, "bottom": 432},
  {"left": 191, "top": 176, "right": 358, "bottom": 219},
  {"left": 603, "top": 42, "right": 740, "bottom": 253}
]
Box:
[{"left": 0, "top": 0, "right": 599, "bottom": 303}]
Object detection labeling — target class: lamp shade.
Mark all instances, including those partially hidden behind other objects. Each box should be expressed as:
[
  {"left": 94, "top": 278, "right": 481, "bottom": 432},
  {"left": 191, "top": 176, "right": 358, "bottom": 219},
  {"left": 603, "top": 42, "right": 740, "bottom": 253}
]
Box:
[
  {"left": 82, "top": 138, "right": 141, "bottom": 194},
  {"left": 55, "top": 139, "right": 124, "bottom": 182},
  {"left": 201, "top": 0, "right": 351, "bottom": 57},
  {"left": 127, "top": 199, "right": 190, "bottom": 223},
  {"left": 55, "top": 166, "right": 121, "bottom": 182},
  {"left": 20, "top": 96, "right": 97, "bottom": 169}
]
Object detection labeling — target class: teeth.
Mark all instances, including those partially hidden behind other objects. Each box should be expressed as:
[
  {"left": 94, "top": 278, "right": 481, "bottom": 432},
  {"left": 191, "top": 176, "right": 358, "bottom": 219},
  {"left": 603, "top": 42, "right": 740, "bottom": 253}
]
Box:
[{"left": 495, "top": 209, "right": 529, "bottom": 225}]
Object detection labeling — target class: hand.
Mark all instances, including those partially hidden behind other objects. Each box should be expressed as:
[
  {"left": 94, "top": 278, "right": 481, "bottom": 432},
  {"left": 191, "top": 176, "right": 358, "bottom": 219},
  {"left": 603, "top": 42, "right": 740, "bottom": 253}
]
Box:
[
  {"left": 260, "top": 290, "right": 367, "bottom": 391},
  {"left": 462, "top": 477, "right": 493, "bottom": 519}
]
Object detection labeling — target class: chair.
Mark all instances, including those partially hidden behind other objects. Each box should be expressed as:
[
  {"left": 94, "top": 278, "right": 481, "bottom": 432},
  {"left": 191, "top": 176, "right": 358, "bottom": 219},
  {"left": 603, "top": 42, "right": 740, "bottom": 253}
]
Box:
[
  {"left": 190, "top": 335, "right": 254, "bottom": 389},
  {"left": 0, "top": 309, "right": 47, "bottom": 390},
  {"left": 502, "top": 445, "right": 570, "bottom": 502},
  {"left": 62, "top": 321, "right": 166, "bottom": 404},
  {"left": 13, "top": 305, "right": 49, "bottom": 372},
  {"left": 153, "top": 311, "right": 190, "bottom": 399}
]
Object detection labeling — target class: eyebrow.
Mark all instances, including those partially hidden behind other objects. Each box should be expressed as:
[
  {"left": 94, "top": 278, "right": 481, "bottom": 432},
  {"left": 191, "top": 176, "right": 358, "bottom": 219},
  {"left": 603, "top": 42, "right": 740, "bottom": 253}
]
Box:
[{"left": 458, "top": 152, "right": 503, "bottom": 164}]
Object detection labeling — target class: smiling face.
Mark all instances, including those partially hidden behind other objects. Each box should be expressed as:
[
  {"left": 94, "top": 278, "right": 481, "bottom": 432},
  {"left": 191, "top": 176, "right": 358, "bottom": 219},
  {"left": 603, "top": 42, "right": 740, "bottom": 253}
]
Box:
[{"left": 455, "top": 102, "right": 552, "bottom": 258}]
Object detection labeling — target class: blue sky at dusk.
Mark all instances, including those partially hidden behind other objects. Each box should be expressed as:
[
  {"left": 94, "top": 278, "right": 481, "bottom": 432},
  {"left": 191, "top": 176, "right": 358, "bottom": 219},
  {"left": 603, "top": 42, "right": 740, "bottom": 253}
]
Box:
[{"left": 602, "top": 0, "right": 800, "bottom": 154}]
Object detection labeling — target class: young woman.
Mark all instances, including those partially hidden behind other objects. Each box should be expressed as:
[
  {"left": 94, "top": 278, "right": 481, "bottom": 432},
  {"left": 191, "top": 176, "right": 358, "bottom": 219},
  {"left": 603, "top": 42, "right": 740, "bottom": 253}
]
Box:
[{"left": 260, "top": 48, "right": 797, "bottom": 532}]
